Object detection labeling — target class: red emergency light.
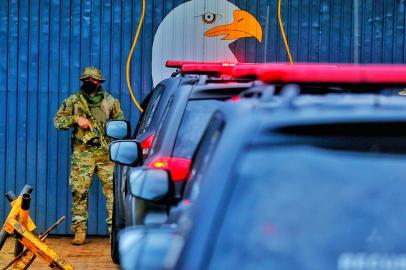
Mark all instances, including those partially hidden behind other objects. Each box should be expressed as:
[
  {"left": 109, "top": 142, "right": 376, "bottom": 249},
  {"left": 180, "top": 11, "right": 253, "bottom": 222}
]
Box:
[
  {"left": 167, "top": 60, "right": 261, "bottom": 77},
  {"left": 165, "top": 60, "right": 235, "bottom": 68},
  {"left": 168, "top": 61, "right": 406, "bottom": 85},
  {"left": 255, "top": 64, "right": 406, "bottom": 84},
  {"left": 180, "top": 63, "right": 233, "bottom": 75},
  {"left": 166, "top": 60, "right": 206, "bottom": 68},
  {"left": 230, "top": 64, "right": 287, "bottom": 78}
]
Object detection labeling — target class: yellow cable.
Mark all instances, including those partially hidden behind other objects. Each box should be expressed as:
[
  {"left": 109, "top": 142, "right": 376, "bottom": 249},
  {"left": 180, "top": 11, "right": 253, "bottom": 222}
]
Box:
[
  {"left": 278, "top": 0, "right": 294, "bottom": 64},
  {"left": 126, "top": 0, "right": 146, "bottom": 112}
]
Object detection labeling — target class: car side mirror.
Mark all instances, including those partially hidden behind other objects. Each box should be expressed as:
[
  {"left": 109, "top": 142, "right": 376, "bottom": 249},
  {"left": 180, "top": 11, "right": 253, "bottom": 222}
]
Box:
[
  {"left": 128, "top": 168, "right": 173, "bottom": 203},
  {"left": 106, "top": 120, "right": 131, "bottom": 140},
  {"left": 119, "top": 225, "right": 182, "bottom": 270},
  {"left": 109, "top": 140, "right": 141, "bottom": 166}
]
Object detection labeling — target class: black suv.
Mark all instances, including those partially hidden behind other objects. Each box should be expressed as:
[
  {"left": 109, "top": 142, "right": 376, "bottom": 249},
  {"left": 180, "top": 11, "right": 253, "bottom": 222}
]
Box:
[
  {"left": 117, "top": 93, "right": 406, "bottom": 270},
  {"left": 107, "top": 71, "right": 253, "bottom": 262}
]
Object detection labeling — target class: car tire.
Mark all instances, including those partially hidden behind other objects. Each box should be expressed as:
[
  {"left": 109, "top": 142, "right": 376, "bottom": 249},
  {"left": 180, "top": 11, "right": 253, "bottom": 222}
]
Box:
[{"left": 111, "top": 166, "right": 126, "bottom": 264}]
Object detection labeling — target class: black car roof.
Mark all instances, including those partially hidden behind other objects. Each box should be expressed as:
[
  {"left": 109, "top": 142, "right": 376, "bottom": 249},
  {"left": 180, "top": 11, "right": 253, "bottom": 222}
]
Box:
[{"left": 176, "top": 94, "right": 406, "bottom": 269}]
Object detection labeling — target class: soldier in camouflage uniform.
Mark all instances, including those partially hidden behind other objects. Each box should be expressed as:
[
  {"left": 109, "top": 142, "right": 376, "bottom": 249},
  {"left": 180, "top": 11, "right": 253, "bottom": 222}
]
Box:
[{"left": 54, "top": 66, "right": 123, "bottom": 245}]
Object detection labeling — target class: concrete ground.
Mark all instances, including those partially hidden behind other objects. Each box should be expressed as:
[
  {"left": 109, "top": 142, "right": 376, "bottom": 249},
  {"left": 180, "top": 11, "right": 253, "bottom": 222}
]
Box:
[{"left": 0, "top": 236, "right": 119, "bottom": 270}]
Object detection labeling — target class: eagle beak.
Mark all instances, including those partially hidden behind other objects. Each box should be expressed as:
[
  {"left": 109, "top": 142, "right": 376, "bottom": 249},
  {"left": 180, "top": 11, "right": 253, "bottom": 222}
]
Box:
[{"left": 205, "top": 10, "right": 263, "bottom": 43}]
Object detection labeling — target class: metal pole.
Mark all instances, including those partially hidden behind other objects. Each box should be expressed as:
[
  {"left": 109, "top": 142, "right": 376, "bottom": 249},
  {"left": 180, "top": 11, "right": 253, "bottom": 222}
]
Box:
[
  {"left": 264, "top": 4, "right": 270, "bottom": 62},
  {"left": 14, "top": 193, "right": 32, "bottom": 256},
  {"left": 353, "top": 0, "right": 360, "bottom": 63},
  {"left": 0, "top": 185, "right": 34, "bottom": 251}
]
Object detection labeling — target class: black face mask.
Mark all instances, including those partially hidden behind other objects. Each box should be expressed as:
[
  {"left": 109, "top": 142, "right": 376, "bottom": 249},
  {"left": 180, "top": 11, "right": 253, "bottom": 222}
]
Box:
[{"left": 81, "top": 81, "right": 99, "bottom": 94}]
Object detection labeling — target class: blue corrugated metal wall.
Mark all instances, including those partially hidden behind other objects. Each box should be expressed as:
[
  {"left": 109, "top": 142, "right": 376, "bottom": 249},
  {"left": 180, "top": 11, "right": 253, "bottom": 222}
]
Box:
[{"left": 1, "top": 0, "right": 406, "bottom": 235}]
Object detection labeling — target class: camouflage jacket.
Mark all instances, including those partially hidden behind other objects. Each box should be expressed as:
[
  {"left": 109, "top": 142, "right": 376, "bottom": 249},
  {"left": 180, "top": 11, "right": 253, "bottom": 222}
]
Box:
[{"left": 54, "top": 89, "right": 124, "bottom": 145}]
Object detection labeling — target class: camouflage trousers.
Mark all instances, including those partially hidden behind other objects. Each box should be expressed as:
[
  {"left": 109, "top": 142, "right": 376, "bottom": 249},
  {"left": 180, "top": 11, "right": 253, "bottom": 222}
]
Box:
[{"left": 69, "top": 143, "right": 114, "bottom": 232}]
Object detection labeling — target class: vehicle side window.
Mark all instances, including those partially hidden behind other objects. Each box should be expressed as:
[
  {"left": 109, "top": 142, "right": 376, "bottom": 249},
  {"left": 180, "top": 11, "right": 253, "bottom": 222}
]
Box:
[
  {"left": 148, "top": 96, "right": 173, "bottom": 156},
  {"left": 208, "top": 147, "right": 406, "bottom": 270},
  {"left": 172, "top": 100, "right": 222, "bottom": 159},
  {"left": 183, "top": 112, "right": 225, "bottom": 201},
  {"left": 136, "top": 85, "right": 165, "bottom": 137}
]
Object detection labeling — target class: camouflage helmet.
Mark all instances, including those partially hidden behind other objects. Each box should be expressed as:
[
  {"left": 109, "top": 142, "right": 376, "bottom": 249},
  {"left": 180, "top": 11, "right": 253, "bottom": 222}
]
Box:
[{"left": 80, "top": 66, "right": 105, "bottom": 82}]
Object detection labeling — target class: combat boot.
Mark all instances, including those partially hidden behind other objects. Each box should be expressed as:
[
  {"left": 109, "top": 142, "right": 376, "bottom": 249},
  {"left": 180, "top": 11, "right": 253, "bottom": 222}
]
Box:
[{"left": 72, "top": 229, "right": 86, "bottom": 245}]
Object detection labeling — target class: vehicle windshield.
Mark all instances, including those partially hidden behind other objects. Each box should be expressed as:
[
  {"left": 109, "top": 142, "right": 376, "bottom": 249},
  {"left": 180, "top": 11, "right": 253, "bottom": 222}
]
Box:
[
  {"left": 209, "top": 145, "right": 406, "bottom": 270},
  {"left": 172, "top": 100, "right": 223, "bottom": 159}
]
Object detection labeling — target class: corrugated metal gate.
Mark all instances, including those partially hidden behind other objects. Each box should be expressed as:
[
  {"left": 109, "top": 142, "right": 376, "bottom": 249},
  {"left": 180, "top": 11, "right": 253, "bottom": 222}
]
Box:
[{"left": 1, "top": 0, "right": 406, "bottom": 235}]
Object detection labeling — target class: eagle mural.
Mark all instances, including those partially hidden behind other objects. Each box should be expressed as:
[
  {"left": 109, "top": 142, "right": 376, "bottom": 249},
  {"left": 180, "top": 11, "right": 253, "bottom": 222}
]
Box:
[{"left": 152, "top": 0, "right": 263, "bottom": 86}]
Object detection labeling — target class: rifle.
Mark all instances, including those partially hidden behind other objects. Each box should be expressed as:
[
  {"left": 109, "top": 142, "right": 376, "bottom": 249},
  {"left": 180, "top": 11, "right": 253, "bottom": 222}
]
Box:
[{"left": 77, "top": 94, "right": 109, "bottom": 149}]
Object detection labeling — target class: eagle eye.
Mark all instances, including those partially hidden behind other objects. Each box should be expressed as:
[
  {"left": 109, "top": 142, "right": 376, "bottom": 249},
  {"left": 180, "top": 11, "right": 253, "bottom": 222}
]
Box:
[{"left": 202, "top": 12, "right": 217, "bottom": 24}]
